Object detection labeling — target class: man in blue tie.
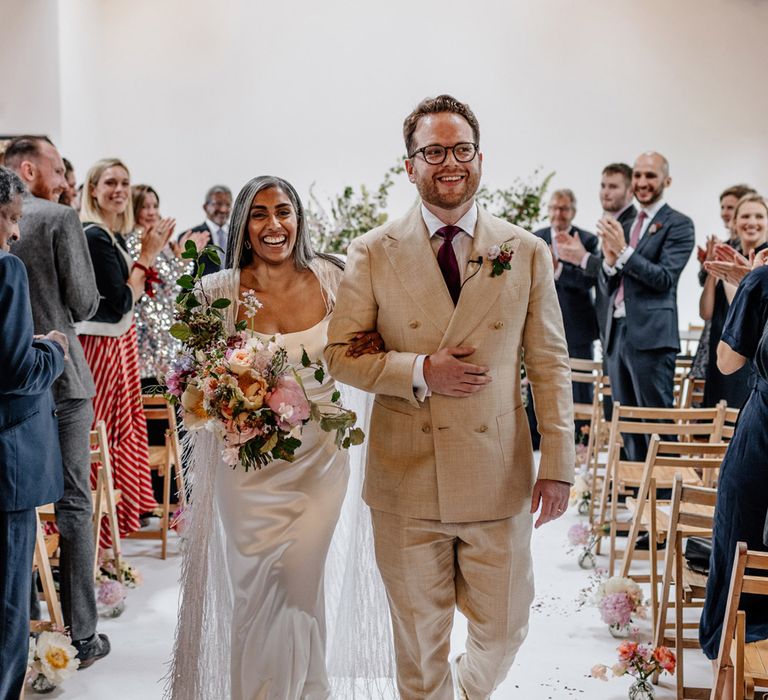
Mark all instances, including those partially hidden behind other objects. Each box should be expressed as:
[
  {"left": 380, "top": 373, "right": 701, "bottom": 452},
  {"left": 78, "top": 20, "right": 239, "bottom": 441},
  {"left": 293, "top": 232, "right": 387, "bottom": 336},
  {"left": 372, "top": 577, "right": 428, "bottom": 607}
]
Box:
[
  {"left": 182, "top": 185, "right": 232, "bottom": 275},
  {"left": 598, "top": 152, "right": 695, "bottom": 460}
]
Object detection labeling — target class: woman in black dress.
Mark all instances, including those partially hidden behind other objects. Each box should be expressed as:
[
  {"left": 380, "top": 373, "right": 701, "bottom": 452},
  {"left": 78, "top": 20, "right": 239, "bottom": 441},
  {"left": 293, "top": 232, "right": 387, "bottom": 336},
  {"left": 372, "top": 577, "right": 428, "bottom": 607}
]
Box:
[
  {"left": 699, "top": 249, "right": 768, "bottom": 699},
  {"left": 699, "top": 193, "right": 767, "bottom": 408}
]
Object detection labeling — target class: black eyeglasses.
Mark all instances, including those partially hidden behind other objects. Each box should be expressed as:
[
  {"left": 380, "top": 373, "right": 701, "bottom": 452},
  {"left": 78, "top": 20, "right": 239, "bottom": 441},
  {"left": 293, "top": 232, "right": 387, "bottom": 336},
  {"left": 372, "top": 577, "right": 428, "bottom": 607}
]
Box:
[{"left": 409, "top": 142, "right": 479, "bottom": 165}]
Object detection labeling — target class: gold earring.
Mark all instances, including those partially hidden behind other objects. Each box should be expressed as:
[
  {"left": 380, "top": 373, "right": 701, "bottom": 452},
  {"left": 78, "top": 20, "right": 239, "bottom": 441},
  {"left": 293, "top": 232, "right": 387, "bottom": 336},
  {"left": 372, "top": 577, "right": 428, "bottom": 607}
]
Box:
[{"left": 244, "top": 239, "right": 252, "bottom": 250}]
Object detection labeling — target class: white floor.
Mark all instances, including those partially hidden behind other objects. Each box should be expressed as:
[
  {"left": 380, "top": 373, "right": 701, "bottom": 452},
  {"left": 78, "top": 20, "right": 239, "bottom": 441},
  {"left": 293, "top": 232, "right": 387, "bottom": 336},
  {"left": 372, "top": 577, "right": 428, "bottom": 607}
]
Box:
[{"left": 43, "top": 507, "right": 712, "bottom": 700}]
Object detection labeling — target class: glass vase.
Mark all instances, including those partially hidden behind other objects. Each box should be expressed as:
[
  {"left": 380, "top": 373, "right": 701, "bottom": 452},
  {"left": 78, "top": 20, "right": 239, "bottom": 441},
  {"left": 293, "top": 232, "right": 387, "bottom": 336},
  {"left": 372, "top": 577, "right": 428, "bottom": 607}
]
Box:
[
  {"left": 577, "top": 549, "right": 596, "bottom": 569},
  {"left": 628, "top": 677, "right": 655, "bottom": 699},
  {"left": 99, "top": 599, "right": 125, "bottom": 618},
  {"left": 30, "top": 674, "right": 57, "bottom": 693},
  {"left": 577, "top": 498, "right": 590, "bottom": 516},
  {"left": 609, "top": 622, "right": 631, "bottom": 638}
]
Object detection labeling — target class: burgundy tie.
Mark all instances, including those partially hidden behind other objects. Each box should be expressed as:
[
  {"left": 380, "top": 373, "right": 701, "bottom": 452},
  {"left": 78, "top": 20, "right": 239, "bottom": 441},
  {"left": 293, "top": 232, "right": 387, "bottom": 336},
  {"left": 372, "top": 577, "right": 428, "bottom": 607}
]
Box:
[
  {"left": 614, "top": 211, "right": 647, "bottom": 308},
  {"left": 435, "top": 225, "right": 462, "bottom": 304}
]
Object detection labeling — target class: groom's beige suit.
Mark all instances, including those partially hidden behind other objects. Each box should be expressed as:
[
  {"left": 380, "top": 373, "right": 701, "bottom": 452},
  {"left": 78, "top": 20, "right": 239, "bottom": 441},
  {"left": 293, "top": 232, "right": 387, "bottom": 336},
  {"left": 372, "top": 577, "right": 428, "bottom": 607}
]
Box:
[{"left": 325, "top": 203, "right": 575, "bottom": 699}]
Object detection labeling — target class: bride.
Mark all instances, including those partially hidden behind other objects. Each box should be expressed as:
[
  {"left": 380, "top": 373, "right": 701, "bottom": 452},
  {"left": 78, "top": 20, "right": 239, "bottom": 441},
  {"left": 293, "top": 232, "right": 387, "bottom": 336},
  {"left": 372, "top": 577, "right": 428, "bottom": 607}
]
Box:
[{"left": 167, "top": 176, "right": 394, "bottom": 699}]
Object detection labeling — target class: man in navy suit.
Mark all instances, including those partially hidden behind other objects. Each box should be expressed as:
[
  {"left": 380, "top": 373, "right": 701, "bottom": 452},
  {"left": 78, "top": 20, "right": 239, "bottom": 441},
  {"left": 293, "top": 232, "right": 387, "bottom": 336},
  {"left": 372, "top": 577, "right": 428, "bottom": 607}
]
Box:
[
  {"left": 527, "top": 189, "right": 598, "bottom": 447},
  {"left": 598, "top": 152, "right": 695, "bottom": 459},
  {"left": 0, "top": 166, "right": 67, "bottom": 700},
  {"left": 180, "top": 185, "right": 232, "bottom": 275}
]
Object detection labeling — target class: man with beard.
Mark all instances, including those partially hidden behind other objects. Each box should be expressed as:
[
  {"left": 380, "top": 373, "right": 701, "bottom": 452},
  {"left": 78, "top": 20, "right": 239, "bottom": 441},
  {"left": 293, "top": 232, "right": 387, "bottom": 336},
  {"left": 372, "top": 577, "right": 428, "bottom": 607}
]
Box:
[
  {"left": 598, "top": 152, "right": 695, "bottom": 460},
  {"left": 326, "top": 95, "right": 575, "bottom": 699}
]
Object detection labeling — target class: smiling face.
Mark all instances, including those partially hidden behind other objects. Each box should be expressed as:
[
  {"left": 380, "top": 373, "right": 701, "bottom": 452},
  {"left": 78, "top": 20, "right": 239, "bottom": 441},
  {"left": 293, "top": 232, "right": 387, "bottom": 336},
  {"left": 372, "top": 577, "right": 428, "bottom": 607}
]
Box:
[
  {"left": 632, "top": 153, "right": 671, "bottom": 207},
  {"left": 600, "top": 172, "right": 632, "bottom": 213},
  {"left": 136, "top": 190, "right": 160, "bottom": 230},
  {"left": 91, "top": 165, "right": 130, "bottom": 218},
  {"left": 27, "top": 141, "right": 67, "bottom": 202},
  {"left": 246, "top": 187, "right": 298, "bottom": 266},
  {"left": 204, "top": 191, "right": 232, "bottom": 227},
  {"left": 0, "top": 194, "right": 23, "bottom": 251},
  {"left": 405, "top": 112, "right": 482, "bottom": 219},
  {"left": 548, "top": 194, "right": 575, "bottom": 233},
  {"left": 734, "top": 200, "right": 768, "bottom": 252},
  {"left": 720, "top": 194, "right": 739, "bottom": 230}
]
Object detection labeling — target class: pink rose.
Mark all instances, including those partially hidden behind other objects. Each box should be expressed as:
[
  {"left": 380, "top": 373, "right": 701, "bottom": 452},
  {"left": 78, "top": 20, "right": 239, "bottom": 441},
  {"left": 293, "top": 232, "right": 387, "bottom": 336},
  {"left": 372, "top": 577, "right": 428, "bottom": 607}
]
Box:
[{"left": 267, "top": 377, "right": 310, "bottom": 429}]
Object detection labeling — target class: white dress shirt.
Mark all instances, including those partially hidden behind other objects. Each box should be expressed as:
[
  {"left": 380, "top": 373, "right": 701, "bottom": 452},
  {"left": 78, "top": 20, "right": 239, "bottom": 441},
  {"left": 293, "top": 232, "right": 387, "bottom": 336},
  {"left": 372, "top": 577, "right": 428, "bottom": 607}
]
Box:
[
  {"left": 412, "top": 202, "right": 478, "bottom": 400},
  {"left": 603, "top": 198, "right": 665, "bottom": 318},
  {"left": 205, "top": 218, "right": 230, "bottom": 249}
]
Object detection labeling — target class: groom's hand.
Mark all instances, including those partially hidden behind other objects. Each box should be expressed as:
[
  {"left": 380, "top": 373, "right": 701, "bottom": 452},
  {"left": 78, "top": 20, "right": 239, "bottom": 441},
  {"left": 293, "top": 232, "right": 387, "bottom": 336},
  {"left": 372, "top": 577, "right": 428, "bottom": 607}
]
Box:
[
  {"left": 530, "top": 478, "right": 570, "bottom": 529},
  {"left": 423, "top": 346, "right": 491, "bottom": 397}
]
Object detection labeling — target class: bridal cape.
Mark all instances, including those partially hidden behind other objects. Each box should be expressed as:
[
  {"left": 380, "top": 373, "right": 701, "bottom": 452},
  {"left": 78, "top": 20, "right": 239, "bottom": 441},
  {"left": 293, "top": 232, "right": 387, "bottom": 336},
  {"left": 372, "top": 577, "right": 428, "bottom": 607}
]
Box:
[{"left": 164, "top": 263, "right": 396, "bottom": 699}]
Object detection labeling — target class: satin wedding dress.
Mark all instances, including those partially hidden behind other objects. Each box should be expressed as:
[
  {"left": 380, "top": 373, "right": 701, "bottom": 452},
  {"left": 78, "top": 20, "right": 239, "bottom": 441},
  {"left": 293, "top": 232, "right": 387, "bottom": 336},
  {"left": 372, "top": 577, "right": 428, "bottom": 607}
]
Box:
[{"left": 166, "top": 263, "right": 395, "bottom": 700}]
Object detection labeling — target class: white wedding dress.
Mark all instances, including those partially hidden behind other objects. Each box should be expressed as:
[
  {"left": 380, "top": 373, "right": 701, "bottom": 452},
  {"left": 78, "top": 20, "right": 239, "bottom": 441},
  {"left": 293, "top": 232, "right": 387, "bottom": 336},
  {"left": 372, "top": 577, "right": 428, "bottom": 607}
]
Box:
[
  {"left": 166, "top": 263, "right": 396, "bottom": 700},
  {"left": 216, "top": 319, "right": 348, "bottom": 699}
]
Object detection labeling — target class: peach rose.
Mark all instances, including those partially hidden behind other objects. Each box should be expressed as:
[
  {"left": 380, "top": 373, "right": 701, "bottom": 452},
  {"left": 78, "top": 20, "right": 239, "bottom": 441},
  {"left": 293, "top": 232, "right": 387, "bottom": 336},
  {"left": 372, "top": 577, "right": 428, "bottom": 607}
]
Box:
[{"left": 180, "top": 384, "right": 208, "bottom": 429}]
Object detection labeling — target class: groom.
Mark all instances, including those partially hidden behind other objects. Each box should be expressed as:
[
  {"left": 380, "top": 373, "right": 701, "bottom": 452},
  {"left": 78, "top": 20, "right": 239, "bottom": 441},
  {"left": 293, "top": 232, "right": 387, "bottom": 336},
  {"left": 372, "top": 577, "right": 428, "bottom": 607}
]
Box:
[{"left": 325, "top": 95, "right": 575, "bottom": 699}]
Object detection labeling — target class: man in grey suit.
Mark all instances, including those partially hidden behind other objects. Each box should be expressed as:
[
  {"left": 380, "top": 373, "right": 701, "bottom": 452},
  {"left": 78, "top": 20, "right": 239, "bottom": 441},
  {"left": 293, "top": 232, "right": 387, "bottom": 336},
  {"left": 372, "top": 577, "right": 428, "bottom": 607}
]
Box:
[{"left": 6, "top": 136, "right": 110, "bottom": 666}]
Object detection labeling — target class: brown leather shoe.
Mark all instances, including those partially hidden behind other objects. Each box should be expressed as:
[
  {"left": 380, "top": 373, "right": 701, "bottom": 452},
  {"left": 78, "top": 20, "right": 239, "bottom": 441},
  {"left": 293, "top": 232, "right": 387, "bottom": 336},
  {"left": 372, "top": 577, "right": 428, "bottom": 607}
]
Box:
[{"left": 73, "top": 633, "right": 111, "bottom": 669}]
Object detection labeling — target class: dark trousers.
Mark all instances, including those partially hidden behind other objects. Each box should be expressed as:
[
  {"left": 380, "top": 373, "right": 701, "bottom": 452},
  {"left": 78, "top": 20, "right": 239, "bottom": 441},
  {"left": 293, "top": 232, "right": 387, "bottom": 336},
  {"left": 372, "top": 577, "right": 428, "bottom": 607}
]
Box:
[
  {"left": 54, "top": 398, "right": 98, "bottom": 641},
  {"left": 527, "top": 341, "right": 593, "bottom": 450},
  {"left": 0, "top": 509, "right": 36, "bottom": 700},
  {"left": 605, "top": 318, "right": 676, "bottom": 461}
]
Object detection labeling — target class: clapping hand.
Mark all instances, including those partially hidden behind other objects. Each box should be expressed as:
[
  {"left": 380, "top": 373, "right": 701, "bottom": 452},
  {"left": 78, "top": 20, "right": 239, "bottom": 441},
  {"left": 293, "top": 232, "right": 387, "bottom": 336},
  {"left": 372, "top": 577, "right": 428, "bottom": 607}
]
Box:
[
  {"left": 139, "top": 217, "right": 176, "bottom": 264},
  {"left": 171, "top": 229, "right": 209, "bottom": 257},
  {"left": 704, "top": 244, "right": 752, "bottom": 286},
  {"left": 697, "top": 234, "right": 719, "bottom": 265},
  {"left": 554, "top": 231, "right": 587, "bottom": 266},
  {"left": 596, "top": 217, "right": 625, "bottom": 267},
  {"left": 346, "top": 331, "right": 385, "bottom": 357},
  {"left": 752, "top": 248, "right": 768, "bottom": 269}
]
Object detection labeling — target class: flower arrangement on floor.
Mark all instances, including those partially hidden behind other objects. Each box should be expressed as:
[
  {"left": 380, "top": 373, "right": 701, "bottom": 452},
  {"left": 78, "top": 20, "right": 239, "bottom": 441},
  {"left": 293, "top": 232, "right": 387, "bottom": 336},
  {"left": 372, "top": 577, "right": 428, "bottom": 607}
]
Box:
[
  {"left": 567, "top": 522, "right": 609, "bottom": 569},
  {"left": 27, "top": 629, "right": 80, "bottom": 693},
  {"left": 592, "top": 575, "right": 647, "bottom": 637},
  {"left": 570, "top": 465, "right": 592, "bottom": 516},
  {"left": 576, "top": 423, "right": 590, "bottom": 466},
  {"left": 95, "top": 550, "right": 143, "bottom": 617},
  {"left": 166, "top": 244, "right": 364, "bottom": 471},
  {"left": 592, "top": 641, "right": 676, "bottom": 699}
]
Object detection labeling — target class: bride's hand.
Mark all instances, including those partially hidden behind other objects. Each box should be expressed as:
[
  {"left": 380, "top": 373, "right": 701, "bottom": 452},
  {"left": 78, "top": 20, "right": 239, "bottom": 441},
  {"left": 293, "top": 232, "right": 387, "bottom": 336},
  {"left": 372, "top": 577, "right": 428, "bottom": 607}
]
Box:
[{"left": 346, "top": 331, "right": 385, "bottom": 358}]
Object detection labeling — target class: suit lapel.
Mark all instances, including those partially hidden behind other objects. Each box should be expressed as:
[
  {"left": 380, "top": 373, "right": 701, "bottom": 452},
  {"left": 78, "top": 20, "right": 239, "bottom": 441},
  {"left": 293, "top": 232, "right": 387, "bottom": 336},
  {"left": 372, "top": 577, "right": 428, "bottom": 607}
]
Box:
[
  {"left": 635, "top": 204, "right": 670, "bottom": 255},
  {"left": 382, "top": 206, "right": 455, "bottom": 332},
  {"left": 441, "top": 208, "right": 513, "bottom": 347}
]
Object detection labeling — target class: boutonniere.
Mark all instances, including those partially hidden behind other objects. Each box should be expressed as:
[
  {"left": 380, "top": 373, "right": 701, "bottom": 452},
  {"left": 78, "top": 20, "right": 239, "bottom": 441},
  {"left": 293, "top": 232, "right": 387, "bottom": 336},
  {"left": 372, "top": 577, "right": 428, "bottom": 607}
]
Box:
[
  {"left": 648, "top": 222, "right": 663, "bottom": 235},
  {"left": 487, "top": 241, "right": 515, "bottom": 277}
]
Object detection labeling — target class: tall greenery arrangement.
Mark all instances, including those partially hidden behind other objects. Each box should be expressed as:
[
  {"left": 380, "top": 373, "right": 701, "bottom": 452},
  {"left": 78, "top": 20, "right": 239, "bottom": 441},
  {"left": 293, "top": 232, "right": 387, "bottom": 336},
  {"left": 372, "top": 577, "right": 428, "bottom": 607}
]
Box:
[{"left": 306, "top": 161, "right": 554, "bottom": 255}]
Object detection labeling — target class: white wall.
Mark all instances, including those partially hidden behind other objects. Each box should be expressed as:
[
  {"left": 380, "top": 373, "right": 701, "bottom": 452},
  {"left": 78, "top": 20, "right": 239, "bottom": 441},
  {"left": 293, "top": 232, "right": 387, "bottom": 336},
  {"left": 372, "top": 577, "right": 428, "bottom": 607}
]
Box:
[
  {"left": 19, "top": 0, "right": 768, "bottom": 327},
  {"left": 0, "top": 0, "right": 61, "bottom": 139}
]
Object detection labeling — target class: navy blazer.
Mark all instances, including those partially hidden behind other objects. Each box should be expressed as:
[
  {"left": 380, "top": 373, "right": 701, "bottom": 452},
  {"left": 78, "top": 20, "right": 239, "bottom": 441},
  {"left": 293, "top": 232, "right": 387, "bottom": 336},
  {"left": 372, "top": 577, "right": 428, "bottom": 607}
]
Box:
[
  {"left": 189, "top": 222, "right": 223, "bottom": 275},
  {"left": 534, "top": 226, "right": 599, "bottom": 349},
  {"left": 599, "top": 203, "right": 695, "bottom": 354},
  {"left": 0, "top": 252, "right": 65, "bottom": 511}
]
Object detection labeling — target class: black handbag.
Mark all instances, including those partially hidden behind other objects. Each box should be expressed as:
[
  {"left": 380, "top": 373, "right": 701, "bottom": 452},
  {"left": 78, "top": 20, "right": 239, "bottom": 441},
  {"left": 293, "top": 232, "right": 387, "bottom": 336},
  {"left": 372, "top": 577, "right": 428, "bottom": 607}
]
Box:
[{"left": 684, "top": 536, "right": 712, "bottom": 575}]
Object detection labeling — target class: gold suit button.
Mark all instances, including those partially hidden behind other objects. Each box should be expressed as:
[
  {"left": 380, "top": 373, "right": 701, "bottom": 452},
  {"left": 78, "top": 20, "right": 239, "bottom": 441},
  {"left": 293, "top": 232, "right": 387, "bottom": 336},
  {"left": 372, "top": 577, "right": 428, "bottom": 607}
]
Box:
[
  {"left": 409, "top": 320, "right": 420, "bottom": 329},
  {"left": 492, "top": 321, "right": 504, "bottom": 330},
  {"left": 477, "top": 425, "right": 488, "bottom": 433},
  {"left": 421, "top": 424, "right": 432, "bottom": 434}
]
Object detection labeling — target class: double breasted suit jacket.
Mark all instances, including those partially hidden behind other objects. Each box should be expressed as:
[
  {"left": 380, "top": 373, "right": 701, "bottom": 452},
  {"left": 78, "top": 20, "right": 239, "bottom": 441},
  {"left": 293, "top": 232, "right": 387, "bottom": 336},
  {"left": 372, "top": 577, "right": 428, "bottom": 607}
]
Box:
[
  {"left": 326, "top": 205, "right": 575, "bottom": 524},
  {"left": 0, "top": 252, "right": 65, "bottom": 512},
  {"left": 534, "top": 226, "right": 599, "bottom": 349},
  {"left": 599, "top": 204, "right": 695, "bottom": 354}
]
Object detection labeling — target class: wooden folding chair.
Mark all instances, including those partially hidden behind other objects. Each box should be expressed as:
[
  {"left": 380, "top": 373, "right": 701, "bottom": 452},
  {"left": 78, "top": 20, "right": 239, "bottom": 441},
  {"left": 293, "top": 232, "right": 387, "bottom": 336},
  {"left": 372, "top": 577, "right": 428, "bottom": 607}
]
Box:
[
  {"left": 124, "top": 395, "right": 186, "bottom": 559},
  {"left": 620, "top": 437, "right": 727, "bottom": 637},
  {"left": 674, "top": 358, "right": 695, "bottom": 408},
  {"left": 32, "top": 509, "right": 63, "bottom": 628},
  {"left": 585, "top": 371, "right": 612, "bottom": 526},
  {"left": 681, "top": 374, "right": 707, "bottom": 409},
  {"left": 596, "top": 402, "right": 727, "bottom": 575},
  {"left": 91, "top": 420, "right": 122, "bottom": 577},
  {"left": 654, "top": 475, "right": 717, "bottom": 699},
  {"left": 711, "top": 542, "right": 768, "bottom": 700}
]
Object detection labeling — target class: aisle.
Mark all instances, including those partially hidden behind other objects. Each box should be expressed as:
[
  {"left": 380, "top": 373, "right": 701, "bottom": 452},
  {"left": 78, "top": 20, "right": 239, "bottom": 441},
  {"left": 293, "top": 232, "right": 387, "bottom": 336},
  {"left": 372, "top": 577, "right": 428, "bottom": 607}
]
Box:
[{"left": 53, "top": 509, "right": 712, "bottom": 699}]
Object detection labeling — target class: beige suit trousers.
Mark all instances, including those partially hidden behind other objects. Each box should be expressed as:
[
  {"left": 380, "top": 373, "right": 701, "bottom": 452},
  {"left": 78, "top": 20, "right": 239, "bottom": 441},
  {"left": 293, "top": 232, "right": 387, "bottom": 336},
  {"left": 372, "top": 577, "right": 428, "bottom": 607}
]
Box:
[{"left": 371, "top": 507, "right": 534, "bottom": 700}]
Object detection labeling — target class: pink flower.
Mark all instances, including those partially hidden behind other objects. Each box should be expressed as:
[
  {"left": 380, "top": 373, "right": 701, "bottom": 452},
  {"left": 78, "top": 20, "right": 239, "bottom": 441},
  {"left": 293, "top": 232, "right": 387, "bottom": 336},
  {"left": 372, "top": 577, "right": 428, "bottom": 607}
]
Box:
[
  {"left": 267, "top": 377, "right": 310, "bottom": 430},
  {"left": 617, "top": 641, "right": 639, "bottom": 661},
  {"left": 568, "top": 523, "right": 590, "bottom": 547},
  {"left": 654, "top": 646, "right": 676, "bottom": 674},
  {"left": 97, "top": 580, "right": 126, "bottom": 606},
  {"left": 591, "top": 664, "right": 608, "bottom": 681},
  {"left": 222, "top": 446, "right": 240, "bottom": 466},
  {"left": 599, "top": 592, "right": 635, "bottom": 626}
]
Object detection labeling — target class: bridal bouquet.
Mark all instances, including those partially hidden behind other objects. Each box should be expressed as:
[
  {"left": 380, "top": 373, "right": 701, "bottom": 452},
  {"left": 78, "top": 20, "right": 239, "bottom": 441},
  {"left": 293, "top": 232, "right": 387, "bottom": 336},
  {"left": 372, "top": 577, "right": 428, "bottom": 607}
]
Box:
[{"left": 166, "top": 242, "right": 364, "bottom": 471}]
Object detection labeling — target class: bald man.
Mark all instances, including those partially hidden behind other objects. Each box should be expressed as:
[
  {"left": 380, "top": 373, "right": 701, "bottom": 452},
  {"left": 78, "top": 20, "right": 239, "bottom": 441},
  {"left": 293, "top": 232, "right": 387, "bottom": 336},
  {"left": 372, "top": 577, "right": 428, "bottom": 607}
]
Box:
[{"left": 597, "top": 152, "right": 695, "bottom": 460}]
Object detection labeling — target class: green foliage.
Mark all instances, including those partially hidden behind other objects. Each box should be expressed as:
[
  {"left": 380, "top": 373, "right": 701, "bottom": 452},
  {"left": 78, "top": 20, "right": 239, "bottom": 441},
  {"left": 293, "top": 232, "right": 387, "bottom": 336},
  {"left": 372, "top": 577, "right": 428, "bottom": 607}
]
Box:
[
  {"left": 475, "top": 169, "right": 555, "bottom": 232},
  {"left": 307, "top": 158, "right": 406, "bottom": 254}
]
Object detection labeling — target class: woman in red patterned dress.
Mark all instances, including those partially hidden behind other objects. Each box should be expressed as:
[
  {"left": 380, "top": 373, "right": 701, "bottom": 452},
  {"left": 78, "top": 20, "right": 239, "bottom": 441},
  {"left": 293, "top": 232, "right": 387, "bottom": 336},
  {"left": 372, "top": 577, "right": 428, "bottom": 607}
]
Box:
[{"left": 76, "top": 158, "right": 173, "bottom": 545}]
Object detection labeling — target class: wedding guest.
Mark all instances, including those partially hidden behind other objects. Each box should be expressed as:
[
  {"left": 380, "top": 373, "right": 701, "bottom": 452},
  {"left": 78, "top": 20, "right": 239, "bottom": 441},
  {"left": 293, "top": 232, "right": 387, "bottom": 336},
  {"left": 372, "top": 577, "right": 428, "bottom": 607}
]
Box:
[
  {"left": 700, "top": 193, "right": 767, "bottom": 408},
  {"left": 60, "top": 157, "right": 78, "bottom": 208},
  {"left": 6, "top": 137, "right": 110, "bottom": 666},
  {"left": 700, "top": 250, "right": 768, "bottom": 700},
  {"left": 599, "top": 152, "right": 695, "bottom": 460},
  {"left": 691, "top": 184, "right": 756, "bottom": 381},
  {"left": 180, "top": 184, "right": 232, "bottom": 275},
  {"left": 527, "top": 189, "right": 598, "bottom": 448},
  {"left": 0, "top": 166, "right": 67, "bottom": 700},
  {"left": 77, "top": 158, "right": 173, "bottom": 544}
]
